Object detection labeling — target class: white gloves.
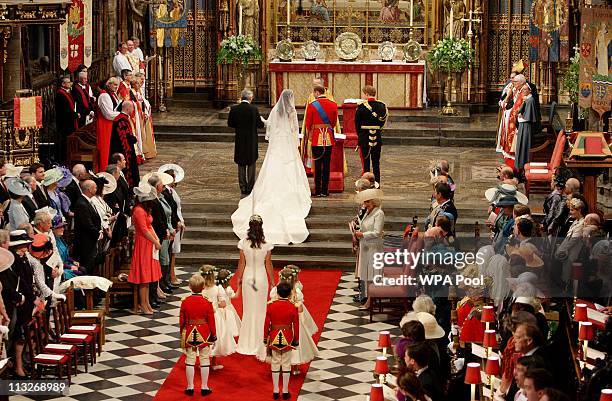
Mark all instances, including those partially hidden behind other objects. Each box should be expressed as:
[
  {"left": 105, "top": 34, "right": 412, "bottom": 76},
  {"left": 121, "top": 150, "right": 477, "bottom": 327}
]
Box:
[
  {"left": 0, "top": 325, "right": 8, "bottom": 335},
  {"left": 53, "top": 293, "right": 66, "bottom": 301},
  {"left": 453, "top": 358, "right": 465, "bottom": 372}
]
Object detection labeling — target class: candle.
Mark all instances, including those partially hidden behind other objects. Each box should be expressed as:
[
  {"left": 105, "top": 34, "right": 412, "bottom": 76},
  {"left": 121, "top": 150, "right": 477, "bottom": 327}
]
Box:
[
  {"left": 450, "top": 5, "right": 454, "bottom": 39},
  {"left": 410, "top": 0, "right": 413, "bottom": 26},
  {"left": 287, "top": 0, "right": 290, "bottom": 27},
  {"left": 238, "top": 4, "right": 243, "bottom": 35}
]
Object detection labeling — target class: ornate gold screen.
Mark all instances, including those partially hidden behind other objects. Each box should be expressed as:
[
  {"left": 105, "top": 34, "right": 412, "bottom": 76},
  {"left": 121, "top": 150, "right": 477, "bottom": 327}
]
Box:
[
  {"left": 274, "top": 0, "right": 429, "bottom": 46},
  {"left": 486, "top": 0, "right": 532, "bottom": 90},
  {"left": 171, "top": 0, "right": 217, "bottom": 89}
]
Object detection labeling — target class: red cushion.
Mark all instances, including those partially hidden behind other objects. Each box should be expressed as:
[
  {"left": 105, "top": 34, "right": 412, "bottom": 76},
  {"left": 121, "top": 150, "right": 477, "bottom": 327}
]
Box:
[
  {"left": 34, "top": 353, "right": 70, "bottom": 364},
  {"left": 44, "top": 343, "right": 77, "bottom": 354},
  {"left": 525, "top": 170, "right": 552, "bottom": 181}
]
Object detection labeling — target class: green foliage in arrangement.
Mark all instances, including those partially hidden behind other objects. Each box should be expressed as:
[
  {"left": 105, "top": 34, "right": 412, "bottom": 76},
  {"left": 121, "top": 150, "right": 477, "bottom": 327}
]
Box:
[{"left": 427, "top": 38, "right": 475, "bottom": 74}]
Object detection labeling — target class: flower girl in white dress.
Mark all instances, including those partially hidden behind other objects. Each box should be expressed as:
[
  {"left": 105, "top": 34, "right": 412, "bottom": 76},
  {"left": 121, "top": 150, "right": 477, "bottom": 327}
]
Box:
[
  {"left": 200, "top": 265, "right": 236, "bottom": 369},
  {"left": 216, "top": 268, "right": 241, "bottom": 338},
  {"left": 268, "top": 267, "right": 318, "bottom": 375},
  {"left": 286, "top": 265, "right": 318, "bottom": 335}
]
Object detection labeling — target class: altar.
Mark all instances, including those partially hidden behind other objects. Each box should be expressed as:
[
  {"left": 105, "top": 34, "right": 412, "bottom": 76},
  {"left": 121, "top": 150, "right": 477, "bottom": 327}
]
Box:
[{"left": 269, "top": 60, "right": 426, "bottom": 109}]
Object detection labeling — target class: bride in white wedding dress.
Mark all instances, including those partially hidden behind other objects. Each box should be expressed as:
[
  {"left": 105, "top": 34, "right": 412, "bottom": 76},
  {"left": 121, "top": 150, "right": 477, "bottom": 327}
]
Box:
[{"left": 231, "top": 89, "right": 311, "bottom": 245}]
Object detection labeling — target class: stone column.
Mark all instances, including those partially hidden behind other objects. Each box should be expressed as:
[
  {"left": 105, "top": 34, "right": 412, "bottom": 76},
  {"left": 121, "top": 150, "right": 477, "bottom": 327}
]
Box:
[{"left": 3, "top": 26, "right": 20, "bottom": 101}]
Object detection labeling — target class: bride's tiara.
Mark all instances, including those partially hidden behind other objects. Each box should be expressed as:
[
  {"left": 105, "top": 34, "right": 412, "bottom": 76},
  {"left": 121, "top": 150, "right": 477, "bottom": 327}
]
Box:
[{"left": 249, "top": 214, "right": 263, "bottom": 223}]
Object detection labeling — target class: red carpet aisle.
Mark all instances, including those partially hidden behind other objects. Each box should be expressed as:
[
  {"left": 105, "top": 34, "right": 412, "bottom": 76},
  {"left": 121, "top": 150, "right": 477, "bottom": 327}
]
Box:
[{"left": 154, "top": 270, "right": 342, "bottom": 401}]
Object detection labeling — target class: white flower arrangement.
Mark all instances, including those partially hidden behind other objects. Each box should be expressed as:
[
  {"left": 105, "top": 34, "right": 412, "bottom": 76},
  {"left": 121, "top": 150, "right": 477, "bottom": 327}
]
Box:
[{"left": 217, "top": 34, "right": 263, "bottom": 68}]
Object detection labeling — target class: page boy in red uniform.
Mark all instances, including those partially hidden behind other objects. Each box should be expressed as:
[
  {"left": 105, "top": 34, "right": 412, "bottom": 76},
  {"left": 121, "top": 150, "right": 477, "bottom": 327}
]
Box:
[
  {"left": 180, "top": 274, "right": 217, "bottom": 396},
  {"left": 264, "top": 281, "right": 300, "bottom": 400}
]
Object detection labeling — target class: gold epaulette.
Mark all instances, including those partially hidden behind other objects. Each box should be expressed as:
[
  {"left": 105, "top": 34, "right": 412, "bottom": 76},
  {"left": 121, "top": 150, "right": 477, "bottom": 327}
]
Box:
[{"left": 457, "top": 296, "right": 472, "bottom": 308}]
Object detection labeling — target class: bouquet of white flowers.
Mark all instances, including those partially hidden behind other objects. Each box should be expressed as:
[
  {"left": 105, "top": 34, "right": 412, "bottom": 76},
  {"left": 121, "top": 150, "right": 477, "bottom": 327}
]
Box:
[{"left": 217, "top": 34, "right": 263, "bottom": 68}]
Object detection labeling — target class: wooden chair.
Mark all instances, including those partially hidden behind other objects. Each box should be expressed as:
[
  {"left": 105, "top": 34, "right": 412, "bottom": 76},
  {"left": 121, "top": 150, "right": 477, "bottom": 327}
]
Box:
[
  {"left": 36, "top": 311, "right": 79, "bottom": 376},
  {"left": 104, "top": 247, "right": 138, "bottom": 309},
  {"left": 53, "top": 300, "right": 97, "bottom": 371},
  {"left": 65, "top": 282, "right": 107, "bottom": 348},
  {"left": 24, "top": 317, "right": 72, "bottom": 383},
  {"left": 524, "top": 130, "right": 566, "bottom": 196},
  {"left": 366, "top": 228, "right": 420, "bottom": 322}
]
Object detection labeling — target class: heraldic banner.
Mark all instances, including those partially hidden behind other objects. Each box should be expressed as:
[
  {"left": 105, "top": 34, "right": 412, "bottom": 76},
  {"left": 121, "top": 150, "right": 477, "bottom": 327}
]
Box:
[
  {"left": 59, "top": 0, "right": 93, "bottom": 72},
  {"left": 578, "top": 7, "right": 612, "bottom": 110}
]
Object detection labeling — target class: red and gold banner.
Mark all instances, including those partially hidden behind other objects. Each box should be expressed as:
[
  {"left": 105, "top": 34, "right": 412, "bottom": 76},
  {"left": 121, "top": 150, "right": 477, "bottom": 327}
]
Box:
[
  {"left": 59, "top": 0, "right": 92, "bottom": 72},
  {"left": 13, "top": 97, "right": 42, "bottom": 129}
]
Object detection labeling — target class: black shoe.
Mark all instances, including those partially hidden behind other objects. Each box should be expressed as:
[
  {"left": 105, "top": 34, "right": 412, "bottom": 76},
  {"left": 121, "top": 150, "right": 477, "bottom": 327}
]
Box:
[
  {"left": 321, "top": 193, "right": 329, "bottom": 197},
  {"left": 201, "top": 389, "right": 212, "bottom": 396},
  {"left": 353, "top": 295, "right": 364, "bottom": 303},
  {"left": 282, "top": 392, "right": 291, "bottom": 400},
  {"left": 151, "top": 300, "right": 160, "bottom": 308},
  {"left": 161, "top": 285, "right": 174, "bottom": 294},
  {"left": 170, "top": 282, "right": 181, "bottom": 288},
  {"left": 184, "top": 389, "right": 194, "bottom": 396},
  {"left": 273, "top": 393, "right": 280, "bottom": 400}
]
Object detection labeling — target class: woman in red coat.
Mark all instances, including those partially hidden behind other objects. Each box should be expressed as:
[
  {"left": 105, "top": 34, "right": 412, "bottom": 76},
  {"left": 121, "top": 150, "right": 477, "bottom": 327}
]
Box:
[{"left": 129, "top": 182, "right": 162, "bottom": 314}]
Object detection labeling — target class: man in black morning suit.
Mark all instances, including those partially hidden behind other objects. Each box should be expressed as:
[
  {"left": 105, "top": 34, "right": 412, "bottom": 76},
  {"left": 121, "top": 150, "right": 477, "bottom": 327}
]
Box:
[
  {"left": 355, "top": 85, "right": 388, "bottom": 185},
  {"left": 73, "top": 180, "right": 102, "bottom": 274},
  {"left": 104, "top": 164, "right": 130, "bottom": 246},
  {"left": 227, "top": 89, "right": 265, "bottom": 196}
]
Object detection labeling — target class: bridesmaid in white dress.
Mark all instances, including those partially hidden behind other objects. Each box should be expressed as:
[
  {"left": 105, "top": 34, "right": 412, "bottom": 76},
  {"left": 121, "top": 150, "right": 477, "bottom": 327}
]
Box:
[
  {"left": 200, "top": 265, "right": 236, "bottom": 364},
  {"left": 236, "top": 215, "right": 275, "bottom": 355},
  {"left": 216, "top": 268, "right": 241, "bottom": 337}
]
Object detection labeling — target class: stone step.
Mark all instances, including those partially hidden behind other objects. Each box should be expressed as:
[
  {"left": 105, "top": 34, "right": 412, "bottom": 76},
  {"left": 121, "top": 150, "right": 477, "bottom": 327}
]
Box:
[
  {"left": 153, "top": 123, "right": 495, "bottom": 137},
  {"left": 154, "top": 131, "right": 495, "bottom": 147},
  {"left": 183, "top": 213, "right": 486, "bottom": 231},
  {"left": 175, "top": 251, "right": 355, "bottom": 270},
  {"left": 181, "top": 239, "right": 353, "bottom": 257},
  {"left": 217, "top": 109, "right": 479, "bottom": 124},
  {"left": 181, "top": 225, "right": 484, "bottom": 242},
  {"left": 180, "top": 201, "right": 487, "bottom": 216}
]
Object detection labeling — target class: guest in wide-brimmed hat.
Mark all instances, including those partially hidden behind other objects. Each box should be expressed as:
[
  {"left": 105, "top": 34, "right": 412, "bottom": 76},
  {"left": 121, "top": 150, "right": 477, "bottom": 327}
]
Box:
[
  {"left": 158, "top": 164, "right": 185, "bottom": 287},
  {"left": 42, "top": 167, "right": 71, "bottom": 218},
  {"left": 5, "top": 230, "right": 36, "bottom": 377},
  {"left": 27, "top": 234, "right": 66, "bottom": 302},
  {"left": 144, "top": 172, "right": 175, "bottom": 297},
  {"left": 486, "top": 184, "right": 528, "bottom": 255},
  {"left": 6, "top": 178, "right": 32, "bottom": 231},
  {"left": 354, "top": 188, "right": 384, "bottom": 308}
]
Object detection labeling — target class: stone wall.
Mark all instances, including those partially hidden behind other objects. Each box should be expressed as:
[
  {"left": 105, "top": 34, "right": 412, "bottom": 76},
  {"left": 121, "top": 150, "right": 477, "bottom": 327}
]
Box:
[{"left": 598, "top": 169, "right": 612, "bottom": 215}]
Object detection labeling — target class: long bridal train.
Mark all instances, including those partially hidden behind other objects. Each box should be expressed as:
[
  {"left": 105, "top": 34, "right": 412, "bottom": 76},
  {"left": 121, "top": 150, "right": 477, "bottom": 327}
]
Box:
[{"left": 231, "top": 89, "right": 311, "bottom": 245}]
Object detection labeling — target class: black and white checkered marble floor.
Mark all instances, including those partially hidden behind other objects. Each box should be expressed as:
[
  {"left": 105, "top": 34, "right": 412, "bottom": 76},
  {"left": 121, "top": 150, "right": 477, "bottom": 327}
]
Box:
[{"left": 14, "top": 272, "right": 401, "bottom": 401}]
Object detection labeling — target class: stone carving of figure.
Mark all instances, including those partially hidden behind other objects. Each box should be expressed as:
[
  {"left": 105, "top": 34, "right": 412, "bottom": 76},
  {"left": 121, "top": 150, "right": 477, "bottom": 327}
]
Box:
[
  {"left": 238, "top": 0, "right": 259, "bottom": 42},
  {"left": 444, "top": 0, "right": 466, "bottom": 39},
  {"left": 129, "top": 0, "right": 147, "bottom": 39},
  {"left": 311, "top": 0, "right": 330, "bottom": 22},
  {"left": 380, "top": 0, "right": 401, "bottom": 23}
]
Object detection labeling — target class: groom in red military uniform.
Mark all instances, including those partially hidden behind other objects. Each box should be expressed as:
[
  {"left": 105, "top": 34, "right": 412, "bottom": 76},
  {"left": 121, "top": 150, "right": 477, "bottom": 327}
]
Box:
[
  {"left": 264, "top": 281, "right": 299, "bottom": 400},
  {"left": 180, "top": 274, "right": 217, "bottom": 396},
  {"left": 304, "top": 84, "right": 339, "bottom": 197}
]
